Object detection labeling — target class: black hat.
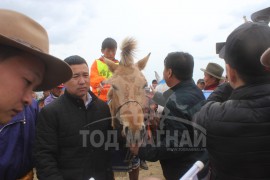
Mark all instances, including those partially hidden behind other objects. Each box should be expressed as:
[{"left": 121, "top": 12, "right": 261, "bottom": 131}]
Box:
[
  {"left": 224, "top": 22, "right": 270, "bottom": 76},
  {"left": 216, "top": 42, "right": 226, "bottom": 59},
  {"left": 251, "top": 7, "right": 270, "bottom": 24}
]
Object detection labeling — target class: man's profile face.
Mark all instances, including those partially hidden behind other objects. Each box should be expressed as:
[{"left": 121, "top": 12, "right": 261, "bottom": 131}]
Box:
[
  {"left": 204, "top": 72, "right": 217, "bottom": 87},
  {"left": 0, "top": 53, "right": 44, "bottom": 125},
  {"left": 163, "top": 67, "right": 173, "bottom": 87},
  {"left": 64, "top": 63, "right": 90, "bottom": 99}
]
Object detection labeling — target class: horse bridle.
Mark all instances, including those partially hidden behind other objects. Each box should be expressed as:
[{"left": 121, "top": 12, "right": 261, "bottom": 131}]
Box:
[
  {"left": 110, "top": 99, "right": 147, "bottom": 147},
  {"left": 116, "top": 100, "right": 143, "bottom": 114},
  {"left": 112, "top": 100, "right": 143, "bottom": 124}
]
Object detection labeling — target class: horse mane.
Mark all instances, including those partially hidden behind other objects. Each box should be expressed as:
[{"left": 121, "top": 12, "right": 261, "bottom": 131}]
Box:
[{"left": 120, "top": 37, "right": 137, "bottom": 67}]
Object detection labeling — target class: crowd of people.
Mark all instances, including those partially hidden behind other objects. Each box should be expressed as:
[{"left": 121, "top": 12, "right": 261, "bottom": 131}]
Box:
[{"left": 1, "top": 7, "right": 270, "bottom": 180}]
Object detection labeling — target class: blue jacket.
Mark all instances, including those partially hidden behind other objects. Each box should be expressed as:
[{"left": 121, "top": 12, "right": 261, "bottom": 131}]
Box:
[
  {"left": 44, "top": 93, "right": 58, "bottom": 106},
  {"left": 0, "top": 100, "right": 38, "bottom": 180}
]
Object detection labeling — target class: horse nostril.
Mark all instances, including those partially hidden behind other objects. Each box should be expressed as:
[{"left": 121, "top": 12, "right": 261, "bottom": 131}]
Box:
[{"left": 125, "top": 126, "right": 129, "bottom": 135}]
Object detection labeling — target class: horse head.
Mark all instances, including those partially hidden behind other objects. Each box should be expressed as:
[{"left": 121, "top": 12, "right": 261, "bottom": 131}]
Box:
[{"left": 104, "top": 37, "right": 150, "bottom": 145}]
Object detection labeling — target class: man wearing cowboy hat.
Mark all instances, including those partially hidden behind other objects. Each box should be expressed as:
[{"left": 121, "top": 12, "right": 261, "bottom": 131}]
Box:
[
  {"left": 200, "top": 62, "right": 224, "bottom": 91},
  {"left": 0, "top": 9, "right": 72, "bottom": 180},
  {"left": 0, "top": 9, "right": 72, "bottom": 124}
]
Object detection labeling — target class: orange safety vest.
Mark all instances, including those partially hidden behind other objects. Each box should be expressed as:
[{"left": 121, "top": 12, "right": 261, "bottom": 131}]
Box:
[{"left": 90, "top": 58, "right": 118, "bottom": 101}]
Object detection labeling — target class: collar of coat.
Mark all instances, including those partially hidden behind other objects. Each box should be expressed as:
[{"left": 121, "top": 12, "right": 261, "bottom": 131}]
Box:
[
  {"left": 163, "top": 79, "right": 195, "bottom": 99},
  {"left": 64, "top": 90, "right": 98, "bottom": 108},
  {"left": 230, "top": 83, "right": 270, "bottom": 100}
]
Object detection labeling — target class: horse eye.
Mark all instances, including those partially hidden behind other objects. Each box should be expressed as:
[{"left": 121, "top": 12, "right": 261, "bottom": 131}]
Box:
[
  {"left": 143, "top": 83, "right": 147, "bottom": 89},
  {"left": 112, "top": 85, "right": 118, "bottom": 90}
]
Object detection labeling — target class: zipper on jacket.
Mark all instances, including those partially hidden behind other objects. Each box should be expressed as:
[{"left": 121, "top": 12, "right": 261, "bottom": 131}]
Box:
[{"left": 0, "top": 111, "right": 26, "bottom": 133}]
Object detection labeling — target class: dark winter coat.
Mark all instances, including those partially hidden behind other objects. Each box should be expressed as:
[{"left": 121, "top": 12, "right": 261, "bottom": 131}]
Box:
[
  {"left": 35, "top": 91, "right": 113, "bottom": 180},
  {"left": 138, "top": 80, "right": 208, "bottom": 180},
  {"left": 194, "top": 83, "right": 270, "bottom": 180}
]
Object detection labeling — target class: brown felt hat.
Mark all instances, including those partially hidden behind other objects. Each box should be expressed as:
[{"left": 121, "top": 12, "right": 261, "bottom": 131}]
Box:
[
  {"left": 200, "top": 62, "right": 224, "bottom": 79},
  {"left": 0, "top": 9, "right": 72, "bottom": 91}
]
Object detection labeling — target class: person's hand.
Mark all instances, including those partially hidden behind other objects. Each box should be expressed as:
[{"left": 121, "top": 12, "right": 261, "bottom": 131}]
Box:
[
  {"left": 130, "top": 144, "right": 139, "bottom": 155},
  {"left": 150, "top": 103, "right": 158, "bottom": 111},
  {"left": 150, "top": 85, "right": 156, "bottom": 93},
  {"left": 146, "top": 85, "right": 156, "bottom": 99},
  {"left": 17, "top": 169, "right": 33, "bottom": 180},
  {"left": 145, "top": 92, "right": 153, "bottom": 99}
]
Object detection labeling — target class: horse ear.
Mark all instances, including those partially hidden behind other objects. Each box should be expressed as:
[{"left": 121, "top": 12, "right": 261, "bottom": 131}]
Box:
[
  {"left": 103, "top": 57, "right": 119, "bottom": 73},
  {"left": 136, "top": 53, "right": 151, "bottom": 70}
]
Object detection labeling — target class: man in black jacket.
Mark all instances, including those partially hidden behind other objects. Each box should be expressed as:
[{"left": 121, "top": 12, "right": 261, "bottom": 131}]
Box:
[
  {"left": 194, "top": 22, "right": 270, "bottom": 180},
  {"left": 35, "top": 55, "right": 113, "bottom": 180},
  {"left": 130, "top": 52, "right": 207, "bottom": 180}
]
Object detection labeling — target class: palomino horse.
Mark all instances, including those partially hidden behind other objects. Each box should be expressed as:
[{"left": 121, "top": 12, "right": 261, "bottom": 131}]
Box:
[
  {"left": 104, "top": 37, "right": 150, "bottom": 145},
  {"left": 104, "top": 38, "right": 150, "bottom": 179}
]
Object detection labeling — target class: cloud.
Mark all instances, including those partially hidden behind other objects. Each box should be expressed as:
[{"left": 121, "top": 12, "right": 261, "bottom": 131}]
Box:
[
  {"left": 192, "top": 34, "right": 208, "bottom": 42},
  {"left": 1, "top": 0, "right": 269, "bottom": 83}
]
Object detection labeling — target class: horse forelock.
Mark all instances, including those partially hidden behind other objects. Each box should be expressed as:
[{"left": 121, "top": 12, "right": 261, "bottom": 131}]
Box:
[{"left": 120, "top": 37, "right": 137, "bottom": 67}]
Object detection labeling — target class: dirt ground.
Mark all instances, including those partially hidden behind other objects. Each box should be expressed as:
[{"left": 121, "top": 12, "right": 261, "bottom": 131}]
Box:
[
  {"left": 34, "top": 161, "right": 164, "bottom": 180},
  {"left": 115, "top": 161, "right": 165, "bottom": 180}
]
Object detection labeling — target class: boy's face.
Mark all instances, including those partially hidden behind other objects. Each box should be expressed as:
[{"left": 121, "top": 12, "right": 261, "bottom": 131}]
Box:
[
  {"left": 0, "top": 53, "right": 44, "bottom": 125},
  {"left": 102, "top": 48, "right": 117, "bottom": 60}
]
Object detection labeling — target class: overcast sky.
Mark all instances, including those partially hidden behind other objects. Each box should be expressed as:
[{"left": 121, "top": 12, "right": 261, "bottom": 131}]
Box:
[{"left": 1, "top": 0, "right": 269, "bottom": 83}]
